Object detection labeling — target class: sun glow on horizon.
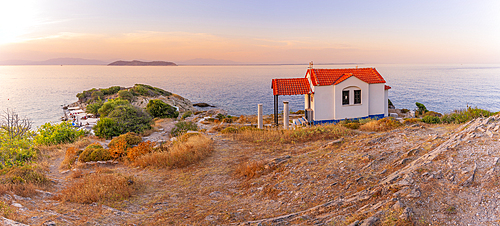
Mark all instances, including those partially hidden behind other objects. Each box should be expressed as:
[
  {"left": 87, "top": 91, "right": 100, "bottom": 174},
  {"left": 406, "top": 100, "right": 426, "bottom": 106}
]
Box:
[{"left": 0, "top": 1, "right": 41, "bottom": 44}]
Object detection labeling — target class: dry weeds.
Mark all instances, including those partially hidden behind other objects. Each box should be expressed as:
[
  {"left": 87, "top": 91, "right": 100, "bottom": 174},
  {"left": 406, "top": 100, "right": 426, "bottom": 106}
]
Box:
[
  {"left": 133, "top": 135, "right": 214, "bottom": 168},
  {"left": 58, "top": 170, "right": 139, "bottom": 204}
]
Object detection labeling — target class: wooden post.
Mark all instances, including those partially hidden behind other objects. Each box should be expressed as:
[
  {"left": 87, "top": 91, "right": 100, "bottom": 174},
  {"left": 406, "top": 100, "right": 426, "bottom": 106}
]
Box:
[
  {"left": 283, "top": 101, "right": 289, "bottom": 130},
  {"left": 258, "top": 104, "right": 263, "bottom": 129},
  {"left": 274, "top": 95, "right": 278, "bottom": 126}
]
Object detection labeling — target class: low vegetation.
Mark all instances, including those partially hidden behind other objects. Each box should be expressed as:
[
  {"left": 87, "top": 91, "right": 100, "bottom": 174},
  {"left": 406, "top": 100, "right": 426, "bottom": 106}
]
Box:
[
  {"left": 414, "top": 103, "right": 496, "bottom": 125},
  {"left": 94, "top": 99, "right": 153, "bottom": 139},
  {"left": 146, "top": 99, "right": 178, "bottom": 118},
  {"left": 79, "top": 143, "right": 112, "bottom": 162},
  {"left": 58, "top": 169, "right": 139, "bottom": 204},
  {"left": 171, "top": 121, "right": 198, "bottom": 137},
  {"left": 34, "top": 122, "right": 86, "bottom": 145},
  {"left": 226, "top": 123, "right": 352, "bottom": 144},
  {"left": 133, "top": 134, "right": 213, "bottom": 168},
  {"left": 359, "top": 117, "right": 403, "bottom": 131}
]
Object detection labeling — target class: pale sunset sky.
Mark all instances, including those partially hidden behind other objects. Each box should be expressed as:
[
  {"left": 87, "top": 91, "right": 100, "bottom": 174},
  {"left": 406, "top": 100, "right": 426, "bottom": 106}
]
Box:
[{"left": 0, "top": 0, "right": 499, "bottom": 64}]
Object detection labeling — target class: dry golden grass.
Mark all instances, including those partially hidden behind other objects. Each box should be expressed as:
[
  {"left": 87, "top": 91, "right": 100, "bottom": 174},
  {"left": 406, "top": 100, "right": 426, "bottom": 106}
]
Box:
[
  {"left": 234, "top": 160, "right": 265, "bottom": 179},
  {"left": 133, "top": 135, "right": 214, "bottom": 169},
  {"left": 229, "top": 124, "right": 352, "bottom": 144},
  {"left": 0, "top": 165, "right": 51, "bottom": 197},
  {"left": 359, "top": 118, "right": 402, "bottom": 132},
  {"left": 58, "top": 170, "right": 139, "bottom": 204},
  {"left": 60, "top": 147, "right": 79, "bottom": 170}
]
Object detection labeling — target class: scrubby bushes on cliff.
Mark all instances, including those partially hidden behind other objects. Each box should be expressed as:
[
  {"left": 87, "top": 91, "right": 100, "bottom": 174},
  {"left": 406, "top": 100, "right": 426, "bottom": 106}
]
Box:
[
  {"left": 85, "top": 99, "right": 103, "bottom": 115},
  {"left": 146, "top": 99, "right": 179, "bottom": 118},
  {"left": 131, "top": 84, "right": 171, "bottom": 97},
  {"left": 76, "top": 86, "right": 121, "bottom": 103},
  {"left": 94, "top": 100, "right": 152, "bottom": 139},
  {"left": 98, "top": 98, "right": 130, "bottom": 117},
  {"left": 118, "top": 90, "right": 134, "bottom": 102}
]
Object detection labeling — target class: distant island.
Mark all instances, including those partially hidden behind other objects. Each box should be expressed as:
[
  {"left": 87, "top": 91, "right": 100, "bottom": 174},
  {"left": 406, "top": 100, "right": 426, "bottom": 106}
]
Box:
[{"left": 108, "top": 60, "right": 177, "bottom": 66}]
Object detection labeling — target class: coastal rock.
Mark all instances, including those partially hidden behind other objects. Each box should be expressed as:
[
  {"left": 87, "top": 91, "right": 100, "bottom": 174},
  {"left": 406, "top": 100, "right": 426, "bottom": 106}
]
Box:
[{"left": 193, "top": 103, "right": 214, "bottom": 107}]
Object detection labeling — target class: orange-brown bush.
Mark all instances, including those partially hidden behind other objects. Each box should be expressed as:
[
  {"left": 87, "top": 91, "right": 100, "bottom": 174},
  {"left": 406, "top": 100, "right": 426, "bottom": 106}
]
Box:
[
  {"left": 359, "top": 118, "right": 402, "bottom": 132},
  {"left": 133, "top": 135, "right": 213, "bottom": 168},
  {"left": 234, "top": 160, "right": 265, "bottom": 179},
  {"left": 58, "top": 172, "right": 138, "bottom": 204},
  {"left": 127, "top": 141, "right": 155, "bottom": 161},
  {"left": 108, "top": 132, "right": 142, "bottom": 148},
  {"left": 61, "top": 147, "right": 79, "bottom": 169},
  {"left": 109, "top": 139, "right": 127, "bottom": 159}
]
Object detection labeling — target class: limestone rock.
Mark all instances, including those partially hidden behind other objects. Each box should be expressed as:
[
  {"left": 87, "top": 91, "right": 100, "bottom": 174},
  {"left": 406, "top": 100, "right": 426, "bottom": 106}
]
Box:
[
  {"left": 360, "top": 216, "right": 379, "bottom": 226},
  {"left": 406, "top": 188, "right": 421, "bottom": 198},
  {"left": 1, "top": 217, "right": 29, "bottom": 226},
  {"left": 392, "top": 200, "right": 405, "bottom": 210}
]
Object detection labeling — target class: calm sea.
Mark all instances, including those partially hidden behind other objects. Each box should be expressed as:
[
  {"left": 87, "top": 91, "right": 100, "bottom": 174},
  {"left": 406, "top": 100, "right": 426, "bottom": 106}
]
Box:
[{"left": 0, "top": 64, "right": 499, "bottom": 127}]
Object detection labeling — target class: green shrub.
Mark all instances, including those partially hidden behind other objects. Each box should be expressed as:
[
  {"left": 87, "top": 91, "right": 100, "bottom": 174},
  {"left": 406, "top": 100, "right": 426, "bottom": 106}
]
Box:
[
  {"left": 171, "top": 121, "right": 198, "bottom": 137},
  {"left": 146, "top": 99, "right": 178, "bottom": 118},
  {"left": 118, "top": 90, "right": 134, "bottom": 102},
  {"left": 415, "top": 102, "right": 428, "bottom": 117},
  {"left": 401, "top": 109, "right": 410, "bottom": 114},
  {"left": 86, "top": 99, "right": 103, "bottom": 115},
  {"left": 109, "top": 105, "right": 152, "bottom": 132},
  {"left": 98, "top": 98, "right": 130, "bottom": 117},
  {"left": 93, "top": 118, "right": 120, "bottom": 139},
  {"left": 94, "top": 100, "right": 152, "bottom": 139},
  {"left": 79, "top": 143, "right": 111, "bottom": 162},
  {"left": 101, "top": 86, "right": 121, "bottom": 95},
  {"left": 181, "top": 111, "right": 192, "bottom": 120},
  {"left": 35, "top": 122, "right": 85, "bottom": 145},
  {"left": 422, "top": 115, "right": 441, "bottom": 124},
  {"left": 215, "top": 113, "right": 225, "bottom": 120}
]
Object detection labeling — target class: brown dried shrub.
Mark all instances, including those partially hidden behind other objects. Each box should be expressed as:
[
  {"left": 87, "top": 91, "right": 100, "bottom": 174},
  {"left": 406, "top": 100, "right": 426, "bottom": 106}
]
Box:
[{"left": 127, "top": 141, "right": 155, "bottom": 161}]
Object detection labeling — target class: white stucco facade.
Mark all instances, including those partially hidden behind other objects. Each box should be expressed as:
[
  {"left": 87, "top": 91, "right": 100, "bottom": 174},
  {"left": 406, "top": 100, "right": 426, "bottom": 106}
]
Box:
[{"left": 308, "top": 76, "right": 388, "bottom": 121}]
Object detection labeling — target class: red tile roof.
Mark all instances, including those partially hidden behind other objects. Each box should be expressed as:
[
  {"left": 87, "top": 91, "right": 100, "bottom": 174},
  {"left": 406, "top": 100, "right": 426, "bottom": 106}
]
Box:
[
  {"left": 272, "top": 78, "right": 312, "bottom": 96},
  {"left": 385, "top": 85, "right": 391, "bottom": 90},
  {"left": 307, "top": 68, "right": 386, "bottom": 86}
]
